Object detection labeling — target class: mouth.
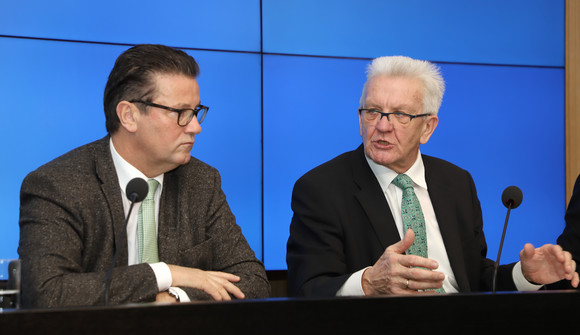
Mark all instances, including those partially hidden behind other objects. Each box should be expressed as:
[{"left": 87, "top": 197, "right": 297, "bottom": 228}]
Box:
[
  {"left": 374, "top": 139, "right": 392, "bottom": 147},
  {"left": 181, "top": 141, "right": 194, "bottom": 148}
]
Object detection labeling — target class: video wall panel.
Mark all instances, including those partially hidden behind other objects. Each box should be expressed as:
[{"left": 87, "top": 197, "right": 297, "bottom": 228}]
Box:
[
  {"left": 0, "top": 0, "right": 261, "bottom": 52},
  {"left": 263, "top": 0, "right": 564, "bottom": 67}
]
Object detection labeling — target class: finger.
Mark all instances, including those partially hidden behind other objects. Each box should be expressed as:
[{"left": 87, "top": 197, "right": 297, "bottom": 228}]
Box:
[
  {"left": 208, "top": 275, "right": 245, "bottom": 300},
  {"left": 205, "top": 285, "right": 228, "bottom": 301},
  {"left": 570, "top": 256, "right": 577, "bottom": 274},
  {"left": 563, "top": 252, "right": 574, "bottom": 274},
  {"left": 525, "top": 243, "right": 536, "bottom": 255},
  {"left": 573, "top": 272, "right": 580, "bottom": 288},
  {"left": 398, "top": 266, "right": 445, "bottom": 292},
  {"left": 395, "top": 277, "right": 417, "bottom": 295},
  {"left": 208, "top": 271, "right": 241, "bottom": 283},
  {"left": 543, "top": 244, "right": 565, "bottom": 262},
  {"left": 520, "top": 243, "right": 535, "bottom": 261},
  {"left": 155, "top": 291, "right": 177, "bottom": 303},
  {"left": 404, "top": 272, "right": 445, "bottom": 292},
  {"left": 564, "top": 256, "right": 577, "bottom": 280},
  {"left": 218, "top": 286, "right": 233, "bottom": 301},
  {"left": 398, "top": 254, "right": 439, "bottom": 270},
  {"left": 405, "top": 277, "right": 444, "bottom": 292},
  {"left": 386, "top": 229, "right": 415, "bottom": 255},
  {"left": 205, "top": 280, "right": 236, "bottom": 301},
  {"left": 224, "top": 281, "right": 246, "bottom": 299}
]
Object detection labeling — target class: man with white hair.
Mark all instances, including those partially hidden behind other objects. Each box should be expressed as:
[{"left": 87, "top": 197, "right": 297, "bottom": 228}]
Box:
[{"left": 286, "top": 56, "right": 578, "bottom": 297}]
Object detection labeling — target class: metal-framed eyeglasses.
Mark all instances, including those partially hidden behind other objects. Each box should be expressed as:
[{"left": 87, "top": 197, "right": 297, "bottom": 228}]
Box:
[
  {"left": 131, "top": 100, "right": 209, "bottom": 127},
  {"left": 358, "top": 108, "right": 432, "bottom": 125}
]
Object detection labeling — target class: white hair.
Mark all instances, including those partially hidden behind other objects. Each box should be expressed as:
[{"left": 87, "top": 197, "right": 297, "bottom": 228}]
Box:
[{"left": 359, "top": 56, "right": 445, "bottom": 115}]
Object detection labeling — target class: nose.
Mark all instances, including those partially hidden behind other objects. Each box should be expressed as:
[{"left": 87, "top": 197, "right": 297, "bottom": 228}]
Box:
[
  {"left": 376, "top": 114, "right": 394, "bottom": 131},
  {"left": 184, "top": 117, "right": 202, "bottom": 134}
]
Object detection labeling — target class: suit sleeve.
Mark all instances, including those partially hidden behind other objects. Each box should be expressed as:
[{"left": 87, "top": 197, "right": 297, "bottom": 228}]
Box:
[
  {"left": 175, "top": 169, "right": 270, "bottom": 300},
  {"left": 558, "top": 175, "right": 580, "bottom": 259},
  {"left": 18, "top": 171, "right": 159, "bottom": 308},
  {"left": 550, "top": 175, "right": 580, "bottom": 289}
]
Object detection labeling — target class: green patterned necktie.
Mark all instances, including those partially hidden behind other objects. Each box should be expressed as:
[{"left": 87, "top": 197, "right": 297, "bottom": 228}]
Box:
[
  {"left": 138, "top": 179, "right": 160, "bottom": 264},
  {"left": 392, "top": 174, "right": 444, "bottom": 293}
]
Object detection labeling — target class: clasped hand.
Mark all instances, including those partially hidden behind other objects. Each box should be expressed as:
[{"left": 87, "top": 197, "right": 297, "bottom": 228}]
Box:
[
  {"left": 156, "top": 265, "right": 246, "bottom": 302},
  {"left": 361, "top": 229, "right": 444, "bottom": 296}
]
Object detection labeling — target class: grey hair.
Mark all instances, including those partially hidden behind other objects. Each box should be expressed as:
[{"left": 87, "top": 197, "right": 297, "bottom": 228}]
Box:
[{"left": 359, "top": 56, "right": 445, "bottom": 115}]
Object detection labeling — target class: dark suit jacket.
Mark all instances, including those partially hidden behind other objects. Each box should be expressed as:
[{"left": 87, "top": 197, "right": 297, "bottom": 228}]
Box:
[
  {"left": 18, "top": 136, "right": 270, "bottom": 308},
  {"left": 550, "top": 174, "right": 580, "bottom": 290},
  {"left": 286, "top": 145, "right": 517, "bottom": 297}
]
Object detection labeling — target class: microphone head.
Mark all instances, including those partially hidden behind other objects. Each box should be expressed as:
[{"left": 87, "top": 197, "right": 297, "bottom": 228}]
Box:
[
  {"left": 126, "top": 178, "right": 148, "bottom": 203},
  {"left": 501, "top": 186, "right": 523, "bottom": 209}
]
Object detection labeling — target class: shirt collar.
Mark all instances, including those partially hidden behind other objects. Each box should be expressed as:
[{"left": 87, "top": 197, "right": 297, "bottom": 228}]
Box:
[
  {"left": 110, "top": 139, "right": 164, "bottom": 196},
  {"left": 365, "top": 150, "right": 427, "bottom": 190}
]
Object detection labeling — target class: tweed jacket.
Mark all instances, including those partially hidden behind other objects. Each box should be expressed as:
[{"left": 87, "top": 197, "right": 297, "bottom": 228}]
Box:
[
  {"left": 287, "top": 145, "right": 517, "bottom": 297},
  {"left": 18, "top": 136, "right": 270, "bottom": 308}
]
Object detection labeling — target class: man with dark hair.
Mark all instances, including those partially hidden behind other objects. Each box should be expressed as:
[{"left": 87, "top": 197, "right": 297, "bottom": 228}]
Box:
[{"left": 18, "top": 44, "right": 270, "bottom": 308}]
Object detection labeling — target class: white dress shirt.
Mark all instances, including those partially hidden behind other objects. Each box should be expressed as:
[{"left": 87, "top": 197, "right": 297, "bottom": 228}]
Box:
[
  {"left": 337, "top": 150, "right": 541, "bottom": 295},
  {"left": 110, "top": 139, "right": 190, "bottom": 302}
]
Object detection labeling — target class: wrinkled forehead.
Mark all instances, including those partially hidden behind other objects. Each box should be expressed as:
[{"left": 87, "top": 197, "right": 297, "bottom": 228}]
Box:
[{"left": 363, "top": 75, "right": 424, "bottom": 108}]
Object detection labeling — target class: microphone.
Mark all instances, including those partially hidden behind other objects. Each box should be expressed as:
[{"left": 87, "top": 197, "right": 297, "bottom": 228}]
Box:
[
  {"left": 103, "top": 178, "right": 148, "bottom": 305},
  {"left": 125, "top": 178, "right": 149, "bottom": 203},
  {"left": 492, "top": 186, "right": 523, "bottom": 293}
]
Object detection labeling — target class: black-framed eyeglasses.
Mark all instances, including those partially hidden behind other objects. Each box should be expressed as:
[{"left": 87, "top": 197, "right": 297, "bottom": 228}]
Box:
[
  {"left": 358, "top": 108, "right": 432, "bottom": 125},
  {"left": 130, "top": 100, "right": 209, "bottom": 126}
]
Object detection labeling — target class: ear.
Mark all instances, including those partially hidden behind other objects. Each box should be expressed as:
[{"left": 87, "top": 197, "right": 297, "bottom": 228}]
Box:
[
  {"left": 116, "top": 101, "right": 139, "bottom": 133},
  {"left": 419, "top": 115, "right": 438, "bottom": 144},
  {"left": 358, "top": 111, "right": 364, "bottom": 138}
]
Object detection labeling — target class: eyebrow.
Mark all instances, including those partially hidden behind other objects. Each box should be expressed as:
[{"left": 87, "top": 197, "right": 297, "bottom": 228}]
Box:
[
  {"left": 166, "top": 101, "right": 202, "bottom": 109},
  {"left": 364, "top": 103, "right": 414, "bottom": 111}
]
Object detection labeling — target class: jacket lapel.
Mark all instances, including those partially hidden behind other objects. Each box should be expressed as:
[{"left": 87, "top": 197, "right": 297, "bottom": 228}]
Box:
[
  {"left": 94, "top": 136, "right": 128, "bottom": 266},
  {"left": 423, "top": 155, "right": 471, "bottom": 291},
  {"left": 352, "top": 145, "right": 402, "bottom": 250},
  {"left": 157, "top": 168, "right": 180, "bottom": 264}
]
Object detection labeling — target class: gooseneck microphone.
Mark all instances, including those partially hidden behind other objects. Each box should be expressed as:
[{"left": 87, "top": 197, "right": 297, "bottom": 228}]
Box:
[
  {"left": 492, "top": 186, "right": 523, "bottom": 293},
  {"left": 103, "top": 178, "right": 148, "bottom": 305}
]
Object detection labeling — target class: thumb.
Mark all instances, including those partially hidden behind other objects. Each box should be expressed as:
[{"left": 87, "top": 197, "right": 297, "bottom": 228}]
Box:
[
  {"left": 520, "top": 243, "right": 535, "bottom": 261},
  {"left": 387, "top": 229, "right": 415, "bottom": 254}
]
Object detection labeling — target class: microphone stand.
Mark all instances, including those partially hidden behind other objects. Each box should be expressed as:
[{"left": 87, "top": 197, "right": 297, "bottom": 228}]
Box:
[{"left": 492, "top": 201, "right": 513, "bottom": 294}]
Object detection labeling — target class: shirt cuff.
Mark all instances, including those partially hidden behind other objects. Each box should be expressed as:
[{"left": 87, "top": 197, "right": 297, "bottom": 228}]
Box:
[
  {"left": 168, "top": 287, "right": 191, "bottom": 303},
  {"left": 336, "top": 267, "right": 370, "bottom": 296},
  {"left": 149, "top": 262, "right": 172, "bottom": 292},
  {"left": 512, "top": 261, "right": 543, "bottom": 291}
]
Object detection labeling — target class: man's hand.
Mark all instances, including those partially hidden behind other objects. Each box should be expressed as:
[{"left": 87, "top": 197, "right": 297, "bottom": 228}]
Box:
[
  {"left": 520, "top": 243, "right": 579, "bottom": 288},
  {"left": 361, "top": 229, "right": 445, "bottom": 295},
  {"left": 155, "top": 291, "right": 178, "bottom": 303},
  {"left": 167, "top": 265, "right": 246, "bottom": 301}
]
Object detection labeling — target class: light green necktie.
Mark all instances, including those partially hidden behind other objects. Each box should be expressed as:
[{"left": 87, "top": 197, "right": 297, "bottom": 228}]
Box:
[
  {"left": 392, "top": 174, "right": 444, "bottom": 293},
  {"left": 138, "top": 179, "right": 160, "bottom": 264}
]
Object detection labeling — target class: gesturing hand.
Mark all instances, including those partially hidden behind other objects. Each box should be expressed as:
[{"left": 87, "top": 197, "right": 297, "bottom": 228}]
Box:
[
  {"left": 361, "top": 229, "right": 445, "bottom": 295},
  {"left": 520, "top": 243, "right": 579, "bottom": 288},
  {"left": 168, "top": 265, "right": 246, "bottom": 300}
]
